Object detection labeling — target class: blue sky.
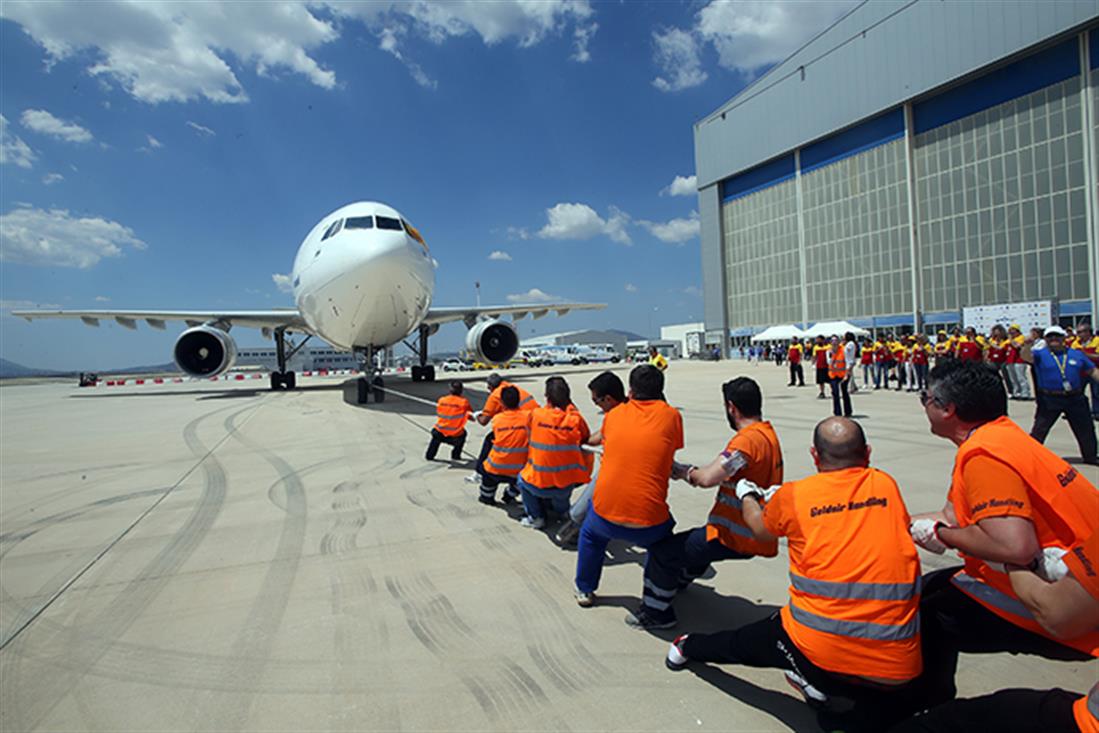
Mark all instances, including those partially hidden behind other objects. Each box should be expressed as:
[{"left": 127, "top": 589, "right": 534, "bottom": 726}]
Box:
[{"left": 0, "top": 1, "right": 855, "bottom": 370}]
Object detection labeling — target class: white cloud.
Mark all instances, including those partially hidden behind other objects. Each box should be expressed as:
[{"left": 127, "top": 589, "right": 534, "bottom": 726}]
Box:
[
  {"left": 1, "top": 1, "right": 338, "bottom": 104},
  {"left": 186, "top": 121, "right": 215, "bottom": 137},
  {"left": 378, "top": 26, "right": 437, "bottom": 89},
  {"left": 537, "top": 202, "right": 631, "bottom": 245},
  {"left": 652, "top": 1, "right": 857, "bottom": 92},
  {"left": 652, "top": 27, "right": 707, "bottom": 92},
  {"left": 572, "top": 22, "right": 598, "bottom": 63},
  {"left": 506, "top": 288, "right": 563, "bottom": 304},
  {"left": 271, "top": 273, "right": 293, "bottom": 293},
  {"left": 639, "top": 211, "right": 700, "bottom": 244},
  {"left": 19, "top": 109, "right": 93, "bottom": 143},
  {"left": 662, "top": 174, "right": 696, "bottom": 197},
  {"left": 0, "top": 207, "right": 147, "bottom": 268},
  {"left": 41, "top": 172, "right": 64, "bottom": 185},
  {"left": 94, "top": 295, "right": 110, "bottom": 302},
  {"left": 624, "top": 282, "right": 638, "bottom": 293},
  {"left": 506, "top": 226, "right": 531, "bottom": 240},
  {"left": 698, "top": 0, "right": 857, "bottom": 76},
  {"left": 488, "top": 250, "right": 512, "bottom": 261},
  {"left": 0, "top": 114, "right": 36, "bottom": 168},
  {"left": 139, "top": 134, "right": 163, "bottom": 153}
]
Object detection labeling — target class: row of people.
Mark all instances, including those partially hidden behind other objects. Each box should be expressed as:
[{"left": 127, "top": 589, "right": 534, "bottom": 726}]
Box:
[{"left": 429, "top": 360, "right": 1097, "bottom": 732}]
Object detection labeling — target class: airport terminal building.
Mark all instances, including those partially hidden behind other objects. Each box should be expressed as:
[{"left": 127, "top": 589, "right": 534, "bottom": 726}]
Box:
[{"left": 696, "top": 1, "right": 1099, "bottom": 348}]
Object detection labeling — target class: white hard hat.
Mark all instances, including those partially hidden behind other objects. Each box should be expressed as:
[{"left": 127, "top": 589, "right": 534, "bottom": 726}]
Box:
[{"left": 1044, "top": 325, "right": 1067, "bottom": 337}]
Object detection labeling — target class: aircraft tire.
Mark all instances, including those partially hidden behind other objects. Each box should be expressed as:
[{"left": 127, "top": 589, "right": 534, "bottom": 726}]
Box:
[
  {"left": 285, "top": 371, "right": 296, "bottom": 389},
  {"left": 270, "top": 371, "right": 283, "bottom": 390},
  {"left": 423, "top": 365, "right": 435, "bottom": 382},
  {"left": 372, "top": 376, "right": 385, "bottom": 402},
  {"left": 356, "top": 376, "right": 370, "bottom": 404}
]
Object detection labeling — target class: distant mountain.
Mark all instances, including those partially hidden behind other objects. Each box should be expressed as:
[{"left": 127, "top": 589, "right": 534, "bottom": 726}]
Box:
[
  {"left": 0, "top": 358, "right": 64, "bottom": 378},
  {"left": 0, "top": 358, "right": 180, "bottom": 379}
]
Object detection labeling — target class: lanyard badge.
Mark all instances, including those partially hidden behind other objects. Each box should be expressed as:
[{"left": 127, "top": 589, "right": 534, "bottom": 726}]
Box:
[{"left": 1051, "top": 352, "right": 1072, "bottom": 391}]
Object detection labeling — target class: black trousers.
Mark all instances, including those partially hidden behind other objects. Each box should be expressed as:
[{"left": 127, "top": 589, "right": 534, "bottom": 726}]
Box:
[
  {"left": 830, "top": 377, "right": 852, "bottom": 417},
  {"left": 425, "top": 428, "right": 467, "bottom": 460},
  {"left": 886, "top": 688, "right": 1079, "bottom": 733},
  {"left": 473, "top": 431, "right": 495, "bottom": 477},
  {"left": 789, "top": 362, "right": 804, "bottom": 385},
  {"left": 1030, "top": 391, "right": 1098, "bottom": 464},
  {"left": 918, "top": 568, "right": 1090, "bottom": 708},
  {"left": 681, "top": 611, "right": 923, "bottom": 733}
]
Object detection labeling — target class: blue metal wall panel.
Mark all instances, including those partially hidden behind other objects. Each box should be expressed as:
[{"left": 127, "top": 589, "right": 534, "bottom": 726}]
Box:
[
  {"left": 1091, "top": 27, "right": 1099, "bottom": 67},
  {"left": 924, "top": 311, "right": 962, "bottom": 325},
  {"left": 800, "top": 108, "right": 905, "bottom": 173},
  {"left": 719, "top": 154, "right": 796, "bottom": 202},
  {"left": 912, "top": 38, "right": 1080, "bottom": 133},
  {"left": 1061, "top": 299, "right": 1094, "bottom": 315},
  {"left": 873, "top": 314, "right": 917, "bottom": 328}
]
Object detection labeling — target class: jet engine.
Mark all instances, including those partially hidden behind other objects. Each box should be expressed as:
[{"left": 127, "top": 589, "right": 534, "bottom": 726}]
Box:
[
  {"left": 465, "top": 319, "right": 519, "bottom": 365},
  {"left": 173, "top": 325, "right": 238, "bottom": 378}
]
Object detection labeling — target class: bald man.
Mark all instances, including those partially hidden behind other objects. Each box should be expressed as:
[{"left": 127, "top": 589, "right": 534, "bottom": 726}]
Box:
[{"left": 665, "top": 418, "right": 924, "bottom": 733}]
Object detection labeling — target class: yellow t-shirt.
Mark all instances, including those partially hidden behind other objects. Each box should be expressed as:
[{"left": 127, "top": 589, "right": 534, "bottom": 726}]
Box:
[{"left": 649, "top": 353, "right": 668, "bottom": 371}]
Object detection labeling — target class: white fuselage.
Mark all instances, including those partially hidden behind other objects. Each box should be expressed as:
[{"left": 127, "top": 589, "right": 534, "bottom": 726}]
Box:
[{"left": 290, "top": 201, "right": 435, "bottom": 350}]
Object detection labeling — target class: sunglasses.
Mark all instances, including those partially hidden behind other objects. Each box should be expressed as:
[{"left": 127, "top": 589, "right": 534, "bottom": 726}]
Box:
[{"left": 918, "top": 390, "right": 941, "bottom": 407}]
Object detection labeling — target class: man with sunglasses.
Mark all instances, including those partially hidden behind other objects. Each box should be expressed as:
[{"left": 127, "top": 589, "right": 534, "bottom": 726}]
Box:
[
  {"left": 555, "top": 371, "right": 627, "bottom": 547},
  {"left": 1022, "top": 325, "right": 1098, "bottom": 465},
  {"left": 909, "top": 359, "right": 1098, "bottom": 709}
]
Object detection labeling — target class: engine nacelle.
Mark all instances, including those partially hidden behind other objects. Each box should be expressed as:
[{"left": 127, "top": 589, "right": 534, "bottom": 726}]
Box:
[
  {"left": 465, "top": 319, "right": 519, "bottom": 364},
  {"left": 173, "top": 325, "right": 237, "bottom": 378}
]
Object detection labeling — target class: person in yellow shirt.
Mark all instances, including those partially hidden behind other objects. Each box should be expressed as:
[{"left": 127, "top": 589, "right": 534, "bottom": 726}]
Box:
[
  {"left": 1075, "top": 322, "right": 1099, "bottom": 420},
  {"left": 1006, "top": 324, "right": 1032, "bottom": 400},
  {"left": 648, "top": 346, "right": 669, "bottom": 372}
]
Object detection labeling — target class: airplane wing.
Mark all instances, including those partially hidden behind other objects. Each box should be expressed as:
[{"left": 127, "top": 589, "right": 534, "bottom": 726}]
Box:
[
  {"left": 9, "top": 309, "right": 310, "bottom": 334},
  {"left": 422, "top": 302, "right": 604, "bottom": 327}
]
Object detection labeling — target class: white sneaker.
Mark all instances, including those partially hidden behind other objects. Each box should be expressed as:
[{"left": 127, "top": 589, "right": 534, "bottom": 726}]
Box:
[
  {"left": 574, "top": 587, "right": 595, "bottom": 607},
  {"left": 665, "top": 634, "right": 689, "bottom": 670},
  {"left": 463, "top": 473, "right": 480, "bottom": 484},
  {"left": 784, "top": 670, "right": 828, "bottom": 705},
  {"left": 519, "top": 516, "right": 545, "bottom": 529}
]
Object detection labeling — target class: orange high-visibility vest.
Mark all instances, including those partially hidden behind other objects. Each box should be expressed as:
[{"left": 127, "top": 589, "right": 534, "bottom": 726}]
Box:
[
  {"left": 483, "top": 409, "right": 530, "bottom": 477},
  {"left": 778, "top": 467, "right": 922, "bottom": 681},
  {"left": 827, "top": 347, "right": 848, "bottom": 380},
  {"left": 519, "top": 405, "right": 591, "bottom": 489},
  {"left": 1076, "top": 683, "right": 1099, "bottom": 732},
  {"left": 482, "top": 381, "right": 538, "bottom": 418},
  {"left": 708, "top": 422, "right": 784, "bottom": 556},
  {"left": 434, "top": 395, "right": 471, "bottom": 437},
  {"left": 948, "top": 416, "right": 1099, "bottom": 656}
]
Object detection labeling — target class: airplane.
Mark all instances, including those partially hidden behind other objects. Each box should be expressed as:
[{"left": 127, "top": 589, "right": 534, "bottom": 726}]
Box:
[{"left": 13, "top": 201, "right": 605, "bottom": 403}]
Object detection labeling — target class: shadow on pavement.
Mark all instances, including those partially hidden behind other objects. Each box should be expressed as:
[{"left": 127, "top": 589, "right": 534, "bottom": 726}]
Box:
[{"left": 689, "top": 664, "right": 820, "bottom": 732}]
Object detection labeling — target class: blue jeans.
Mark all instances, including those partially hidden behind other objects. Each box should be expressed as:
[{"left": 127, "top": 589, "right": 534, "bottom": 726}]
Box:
[
  {"left": 874, "top": 362, "right": 886, "bottom": 388},
  {"left": 517, "top": 477, "right": 573, "bottom": 520},
  {"left": 575, "top": 509, "right": 675, "bottom": 593},
  {"left": 568, "top": 467, "right": 599, "bottom": 524}
]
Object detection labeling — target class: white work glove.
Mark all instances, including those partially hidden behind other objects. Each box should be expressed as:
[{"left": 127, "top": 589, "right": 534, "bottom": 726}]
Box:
[
  {"left": 759, "top": 484, "right": 781, "bottom": 503},
  {"left": 1035, "top": 547, "right": 1069, "bottom": 583},
  {"left": 910, "top": 518, "right": 949, "bottom": 554},
  {"left": 734, "top": 479, "right": 764, "bottom": 502}
]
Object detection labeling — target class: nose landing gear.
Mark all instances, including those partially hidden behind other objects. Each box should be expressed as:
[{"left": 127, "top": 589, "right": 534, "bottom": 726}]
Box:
[
  {"left": 356, "top": 345, "right": 387, "bottom": 404},
  {"left": 270, "top": 328, "right": 308, "bottom": 391}
]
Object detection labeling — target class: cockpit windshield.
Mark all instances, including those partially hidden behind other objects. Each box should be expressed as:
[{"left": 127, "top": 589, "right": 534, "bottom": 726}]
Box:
[
  {"left": 344, "top": 216, "right": 374, "bottom": 230},
  {"left": 375, "top": 216, "right": 402, "bottom": 231},
  {"left": 321, "top": 218, "right": 342, "bottom": 240}
]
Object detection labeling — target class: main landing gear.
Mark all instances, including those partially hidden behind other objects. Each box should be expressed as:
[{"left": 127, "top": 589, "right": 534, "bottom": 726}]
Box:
[{"left": 270, "top": 328, "right": 309, "bottom": 391}]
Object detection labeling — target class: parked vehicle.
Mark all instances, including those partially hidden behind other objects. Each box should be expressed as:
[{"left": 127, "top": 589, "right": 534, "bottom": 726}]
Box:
[
  {"left": 440, "top": 360, "right": 470, "bottom": 372},
  {"left": 575, "top": 345, "right": 620, "bottom": 363}
]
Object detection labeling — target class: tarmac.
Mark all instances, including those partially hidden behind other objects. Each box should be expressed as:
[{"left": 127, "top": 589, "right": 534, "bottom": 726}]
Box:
[{"left": 1, "top": 360, "right": 1096, "bottom": 732}]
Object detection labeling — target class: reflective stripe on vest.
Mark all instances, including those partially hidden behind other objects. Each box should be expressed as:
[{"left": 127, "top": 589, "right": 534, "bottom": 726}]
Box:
[
  {"left": 950, "top": 572, "right": 1035, "bottom": 620},
  {"left": 707, "top": 514, "right": 754, "bottom": 539},
  {"left": 519, "top": 395, "right": 534, "bottom": 407},
  {"left": 486, "top": 458, "right": 526, "bottom": 473},
  {"left": 787, "top": 603, "right": 919, "bottom": 641},
  {"left": 528, "top": 462, "right": 588, "bottom": 474},
  {"left": 434, "top": 396, "right": 469, "bottom": 436},
  {"left": 1090, "top": 684, "right": 1099, "bottom": 720},
  {"left": 492, "top": 445, "right": 527, "bottom": 454},
  {"left": 790, "top": 573, "right": 920, "bottom": 602},
  {"left": 529, "top": 441, "right": 582, "bottom": 453}
]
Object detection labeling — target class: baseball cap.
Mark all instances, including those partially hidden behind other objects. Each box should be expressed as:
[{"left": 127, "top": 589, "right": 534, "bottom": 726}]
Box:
[{"left": 1044, "top": 326, "right": 1067, "bottom": 337}]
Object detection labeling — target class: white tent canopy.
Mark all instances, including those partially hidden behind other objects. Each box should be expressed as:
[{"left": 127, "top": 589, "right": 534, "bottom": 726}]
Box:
[
  {"left": 802, "top": 320, "right": 870, "bottom": 338},
  {"left": 750, "top": 324, "right": 806, "bottom": 342}
]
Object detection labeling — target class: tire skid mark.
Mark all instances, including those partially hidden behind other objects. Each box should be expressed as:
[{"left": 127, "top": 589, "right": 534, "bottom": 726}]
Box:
[
  {"left": 0, "top": 400, "right": 259, "bottom": 733},
  {"left": 475, "top": 524, "right": 518, "bottom": 551},
  {"left": 0, "top": 487, "right": 170, "bottom": 547},
  {"left": 320, "top": 481, "right": 367, "bottom": 557},
  {"left": 405, "top": 486, "right": 482, "bottom": 521},
  {"left": 398, "top": 462, "right": 446, "bottom": 481},
  {"left": 193, "top": 407, "right": 312, "bottom": 731}
]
